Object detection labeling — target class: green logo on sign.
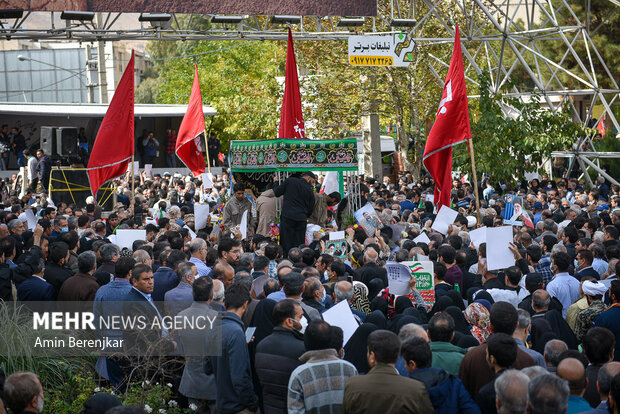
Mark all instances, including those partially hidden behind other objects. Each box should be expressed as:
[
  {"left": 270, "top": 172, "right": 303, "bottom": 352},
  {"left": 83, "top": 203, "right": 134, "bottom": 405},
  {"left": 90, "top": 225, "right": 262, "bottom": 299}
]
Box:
[
  {"left": 315, "top": 151, "right": 326, "bottom": 162},
  {"left": 277, "top": 151, "right": 288, "bottom": 162},
  {"left": 414, "top": 273, "right": 433, "bottom": 290}
]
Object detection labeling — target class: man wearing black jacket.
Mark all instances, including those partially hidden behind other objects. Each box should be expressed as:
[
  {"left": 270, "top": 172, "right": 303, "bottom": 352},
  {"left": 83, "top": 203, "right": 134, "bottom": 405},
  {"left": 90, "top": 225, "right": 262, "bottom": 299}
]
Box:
[
  {"left": 44, "top": 241, "right": 74, "bottom": 298},
  {"left": 273, "top": 172, "right": 316, "bottom": 253},
  {"left": 255, "top": 299, "right": 306, "bottom": 414},
  {"left": 518, "top": 272, "right": 563, "bottom": 316}
]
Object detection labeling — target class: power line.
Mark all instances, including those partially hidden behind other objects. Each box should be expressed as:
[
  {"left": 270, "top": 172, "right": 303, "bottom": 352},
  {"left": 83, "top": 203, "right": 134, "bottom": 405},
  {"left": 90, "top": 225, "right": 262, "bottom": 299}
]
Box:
[{"left": 150, "top": 40, "right": 258, "bottom": 61}]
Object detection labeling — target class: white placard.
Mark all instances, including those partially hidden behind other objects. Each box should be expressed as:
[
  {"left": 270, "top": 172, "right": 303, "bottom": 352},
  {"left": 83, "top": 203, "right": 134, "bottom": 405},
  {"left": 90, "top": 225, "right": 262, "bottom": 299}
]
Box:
[
  {"left": 184, "top": 225, "right": 197, "bottom": 240},
  {"left": 145, "top": 164, "right": 153, "bottom": 178},
  {"left": 107, "top": 234, "right": 117, "bottom": 245},
  {"left": 431, "top": 205, "right": 458, "bottom": 235},
  {"left": 486, "top": 226, "right": 515, "bottom": 271},
  {"left": 115, "top": 229, "right": 146, "bottom": 250},
  {"left": 386, "top": 261, "right": 435, "bottom": 308},
  {"left": 386, "top": 262, "right": 413, "bottom": 296},
  {"left": 416, "top": 254, "right": 429, "bottom": 261},
  {"left": 194, "top": 204, "right": 210, "bottom": 231},
  {"left": 329, "top": 231, "right": 345, "bottom": 241},
  {"left": 202, "top": 172, "right": 214, "bottom": 189},
  {"left": 148, "top": 208, "right": 156, "bottom": 217},
  {"left": 425, "top": 194, "right": 434, "bottom": 203},
  {"left": 25, "top": 209, "right": 37, "bottom": 230},
  {"left": 321, "top": 300, "right": 358, "bottom": 346},
  {"left": 413, "top": 232, "right": 431, "bottom": 244},
  {"left": 145, "top": 218, "right": 158, "bottom": 226},
  {"left": 469, "top": 227, "right": 487, "bottom": 249},
  {"left": 239, "top": 210, "right": 248, "bottom": 239},
  {"left": 126, "top": 161, "right": 139, "bottom": 175},
  {"left": 348, "top": 34, "right": 415, "bottom": 67}
]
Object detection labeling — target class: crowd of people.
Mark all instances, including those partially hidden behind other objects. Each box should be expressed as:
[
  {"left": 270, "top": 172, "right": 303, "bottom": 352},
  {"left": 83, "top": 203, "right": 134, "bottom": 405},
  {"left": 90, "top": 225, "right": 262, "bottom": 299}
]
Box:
[{"left": 0, "top": 165, "right": 619, "bottom": 414}]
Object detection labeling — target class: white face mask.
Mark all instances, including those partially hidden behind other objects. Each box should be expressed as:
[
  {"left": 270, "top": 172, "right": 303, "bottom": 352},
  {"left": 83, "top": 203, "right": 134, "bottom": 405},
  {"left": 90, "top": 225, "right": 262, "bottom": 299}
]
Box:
[
  {"left": 319, "top": 288, "right": 326, "bottom": 303},
  {"left": 298, "top": 316, "right": 308, "bottom": 334},
  {"left": 550, "top": 204, "right": 556, "bottom": 211},
  {"left": 37, "top": 396, "right": 44, "bottom": 413}
]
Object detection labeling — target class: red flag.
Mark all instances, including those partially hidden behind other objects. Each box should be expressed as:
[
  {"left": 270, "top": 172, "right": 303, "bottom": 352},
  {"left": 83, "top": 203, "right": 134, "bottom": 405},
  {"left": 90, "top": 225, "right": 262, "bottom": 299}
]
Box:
[
  {"left": 176, "top": 63, "right": 206, "bottom": 177},
  {"left": 87, "top": 50, "right": 134, "bottom": 199},
  {"left": 423, "top": 26, "right": 471, "bottom": 209},
  {"left": 278, "top": 28, "right": 305, "bottom": 139},
  {"left": 597, "top": 116, "right": 606, "bottom": 136}
]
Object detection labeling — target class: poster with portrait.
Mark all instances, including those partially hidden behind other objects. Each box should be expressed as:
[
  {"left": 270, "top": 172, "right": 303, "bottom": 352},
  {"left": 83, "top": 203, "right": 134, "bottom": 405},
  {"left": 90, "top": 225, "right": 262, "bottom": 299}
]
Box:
[
  {"left": 503, "top": 194, "right": 524, "bottom": 226},
  {"left": 326, "top": 239, "right": 348, "bottom": 259},
  {"left": 354, "top": 203, "right": 383, "bottom": 236}
]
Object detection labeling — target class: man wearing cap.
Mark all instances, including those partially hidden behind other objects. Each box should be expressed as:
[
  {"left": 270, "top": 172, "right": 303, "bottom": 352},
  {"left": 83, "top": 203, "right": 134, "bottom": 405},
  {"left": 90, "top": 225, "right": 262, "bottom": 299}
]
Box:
[
  {"left": 574, "top": 280, "right": 609, "bottom": 342},
  {"left": 533, "top": 201, "right": 544, "bottom": 225},
  {"left": 273, "top": 172, "right": 316, "bottom": 253}
]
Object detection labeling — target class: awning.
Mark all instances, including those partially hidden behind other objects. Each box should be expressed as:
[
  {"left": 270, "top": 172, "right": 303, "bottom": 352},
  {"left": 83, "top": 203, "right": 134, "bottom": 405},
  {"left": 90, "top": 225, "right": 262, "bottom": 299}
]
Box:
[{"left": 0, "top": 102, "right": 217, "bottom": 117}]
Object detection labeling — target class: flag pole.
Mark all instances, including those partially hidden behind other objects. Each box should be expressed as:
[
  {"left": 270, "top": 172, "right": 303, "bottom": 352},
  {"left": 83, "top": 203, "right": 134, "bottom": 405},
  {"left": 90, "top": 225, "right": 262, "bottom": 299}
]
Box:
[
  {"left": 131, "top": 154, "right": 135, "bottom": 196},
  {"left": 468, "top": 140, "right": 481, "bottom": 225},
  {"left": 204, "top": 130, "right": 211, "bottom": 174}
]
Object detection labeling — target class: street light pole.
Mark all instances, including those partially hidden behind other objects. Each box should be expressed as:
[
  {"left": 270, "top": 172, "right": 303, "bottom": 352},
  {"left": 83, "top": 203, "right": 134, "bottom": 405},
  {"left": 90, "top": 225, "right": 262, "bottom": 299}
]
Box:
[{"left": 17, "top": 54, "right": 96, "bottom": 103}]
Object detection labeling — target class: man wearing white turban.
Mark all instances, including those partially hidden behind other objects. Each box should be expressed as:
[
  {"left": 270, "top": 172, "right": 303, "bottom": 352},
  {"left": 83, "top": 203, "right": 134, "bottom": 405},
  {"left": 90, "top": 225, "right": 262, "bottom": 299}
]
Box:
[{"left": 574, "top": 280, "right": 609, "bottom": 342}]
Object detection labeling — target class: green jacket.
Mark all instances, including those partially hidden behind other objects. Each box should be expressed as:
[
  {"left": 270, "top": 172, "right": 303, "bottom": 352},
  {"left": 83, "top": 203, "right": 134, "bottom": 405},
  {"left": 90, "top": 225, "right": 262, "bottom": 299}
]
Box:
[{"left": 430, "top": 341, "right": 467, "bottom": 375}]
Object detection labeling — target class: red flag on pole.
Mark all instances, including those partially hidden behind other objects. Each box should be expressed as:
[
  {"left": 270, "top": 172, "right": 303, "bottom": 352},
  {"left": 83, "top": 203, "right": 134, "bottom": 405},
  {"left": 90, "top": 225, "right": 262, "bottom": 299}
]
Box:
[
  {"left": 597, "top": 116, "right": 606, "bottom": 136},
  {"left": 423, "top": 26, "right": 471, "bottom": 209},
  {"left": 278, "top": 28, "right": 305, "bottom": 139},
  {"left": 87, "top": 50, "right": 134, "bottom": 199},
  {"left": 176, "top": 63, "right": 206, "bottom": 177}
]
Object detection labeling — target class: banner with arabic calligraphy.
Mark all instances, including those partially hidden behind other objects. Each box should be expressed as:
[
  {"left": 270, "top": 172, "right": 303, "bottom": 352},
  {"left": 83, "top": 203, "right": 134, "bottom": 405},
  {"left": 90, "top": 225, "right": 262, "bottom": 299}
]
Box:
[{"left": 229, "top": 138, "right": 359, "bottom": 172}]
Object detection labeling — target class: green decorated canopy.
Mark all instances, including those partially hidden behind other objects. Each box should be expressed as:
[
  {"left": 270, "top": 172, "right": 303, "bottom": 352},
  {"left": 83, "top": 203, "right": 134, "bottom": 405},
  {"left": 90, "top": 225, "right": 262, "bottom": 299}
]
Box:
[{"left": 229, "top": 138, "right": 359, "bottom": 172}]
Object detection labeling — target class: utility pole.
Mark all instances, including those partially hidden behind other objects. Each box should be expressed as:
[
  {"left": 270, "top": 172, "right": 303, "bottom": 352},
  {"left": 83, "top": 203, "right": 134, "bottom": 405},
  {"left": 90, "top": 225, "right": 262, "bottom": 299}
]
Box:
[
  {"left": 84, "top": 44, "right": 96, "bottom": 103},
  {"left": 95, "top": 13, "right": 108, "bottom": 104}
]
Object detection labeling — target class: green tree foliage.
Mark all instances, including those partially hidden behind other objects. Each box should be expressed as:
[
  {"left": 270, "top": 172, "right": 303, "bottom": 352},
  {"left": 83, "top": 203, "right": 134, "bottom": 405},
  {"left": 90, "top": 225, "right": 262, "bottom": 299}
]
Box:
[
  {"left": 149, "top": 36, "right": 282, "bottom": 153},
  {"left": 453, "top": 73, "right": 583, "bottom": 184}
]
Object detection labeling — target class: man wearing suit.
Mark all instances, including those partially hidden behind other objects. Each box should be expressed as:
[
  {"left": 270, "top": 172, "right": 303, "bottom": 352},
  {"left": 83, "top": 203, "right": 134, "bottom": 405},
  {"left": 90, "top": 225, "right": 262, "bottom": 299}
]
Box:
[
  {"left": 164, "top": 262, "right": 197, "bottom": 318},
  {"left": 152, "top": 249, "right": 186, "bottom": 303},
  {"left": 213, "top": 283, "right": 259, "bottom": 414},
  {"left": 177, "top": 276, "right": 220, "bottom": 411},
  {"left": 17, "top": 255, "right": 54, "bottom": 301},
  {"left": 123, "top": 264, "right": 176, "bottom": 358},
  {"left": 343, "top": 330, "right": 434, "bottom": 414},
  {"left": 575, "top": 249, "right": 601, "bottom": 281},
  {"left": 93, "top": 256, "right": 135, "bottom": 388},
  {"left": 57, "top": 251, "right": 99, "bottom": 302}
]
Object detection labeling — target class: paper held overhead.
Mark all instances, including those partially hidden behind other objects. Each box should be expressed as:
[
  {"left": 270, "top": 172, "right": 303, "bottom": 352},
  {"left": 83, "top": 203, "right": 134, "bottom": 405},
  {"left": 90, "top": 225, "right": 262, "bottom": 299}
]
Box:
[
  {"left": 431, "top": 205, "right": 458, "bottom": 235},
  {"left": 194, "top": 204, "right": 210, "bottom": 231},
  {"left": 486, "top": 226, "right": 515, "bottom": 271},
  {"left": 329, "top": 231, "right": 345, "bottom": 241},
  {"left": 115, "top": 229, "right": 147, "bottom": 250},
  {"left": 202, "top": 172, "right": 214, "bottom": 189},
  {"left": 468, "top": 227, "right": 487, "bottom": 249},
  {"left": 413, "top": 232, "right": 431, "bottom": 244},
  {"left": 321, "top": 300, "right": 359, "bottom": 346}
]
